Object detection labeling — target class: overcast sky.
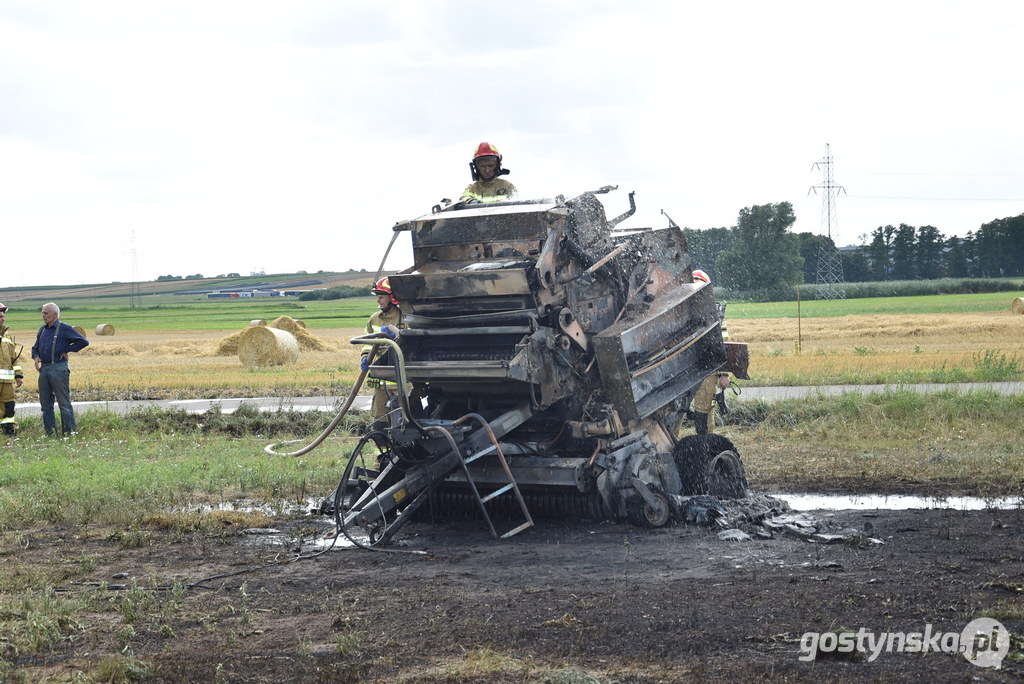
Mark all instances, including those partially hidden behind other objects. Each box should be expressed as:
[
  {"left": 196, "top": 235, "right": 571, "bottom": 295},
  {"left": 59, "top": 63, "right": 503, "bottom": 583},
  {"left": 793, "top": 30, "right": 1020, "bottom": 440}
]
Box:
[{"left": 2, "top": 1, "right": 1022, "bottom": 287}]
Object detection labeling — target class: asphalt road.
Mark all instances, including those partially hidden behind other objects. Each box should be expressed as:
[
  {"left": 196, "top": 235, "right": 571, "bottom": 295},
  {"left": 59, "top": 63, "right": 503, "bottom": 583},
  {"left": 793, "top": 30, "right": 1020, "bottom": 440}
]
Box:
[{"left": 15, "top": 381, "right": 1023, "bottom": 418}]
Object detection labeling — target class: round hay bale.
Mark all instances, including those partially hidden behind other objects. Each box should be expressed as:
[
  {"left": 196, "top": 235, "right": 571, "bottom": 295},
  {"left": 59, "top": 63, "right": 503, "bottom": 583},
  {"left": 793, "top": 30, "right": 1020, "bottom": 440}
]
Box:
[
  {"left": 237, "top": 326, "right": 300, "bottom": 367},
  {"left": 73, "top": 326, "right": 87, "bottom": 337},
  {"left": 1013, "top": 297, "right": 1024, "bottom": 315},
  {"left": 249, "top": 319, "right": 268, "bottom": 327},
  {"left": 269, "top": 315, "right": 302, "bottom": 333},
  {"left": 95, "top": 323, "right": 115, "bottom": 336}
]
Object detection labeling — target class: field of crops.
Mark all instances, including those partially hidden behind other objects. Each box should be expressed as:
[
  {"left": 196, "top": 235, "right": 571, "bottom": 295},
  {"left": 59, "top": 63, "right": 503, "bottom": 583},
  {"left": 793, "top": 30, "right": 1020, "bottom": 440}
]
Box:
[{"left": 1, "top": 288, "right": 1020, "bottom": 400}]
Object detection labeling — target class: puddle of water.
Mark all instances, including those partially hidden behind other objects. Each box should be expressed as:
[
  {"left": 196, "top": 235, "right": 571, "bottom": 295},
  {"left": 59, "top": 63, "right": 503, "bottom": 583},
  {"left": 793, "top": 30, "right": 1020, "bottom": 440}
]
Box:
[{"left": 777, "top": 493, "right": 1024, "bottom": 511}]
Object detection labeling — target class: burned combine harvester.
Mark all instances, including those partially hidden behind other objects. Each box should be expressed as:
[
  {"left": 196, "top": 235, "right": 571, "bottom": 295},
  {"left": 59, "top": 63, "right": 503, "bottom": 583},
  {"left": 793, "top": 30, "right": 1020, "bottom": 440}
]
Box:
[{"left": 339, "top": 187, "right": 749, "bottom": 545}]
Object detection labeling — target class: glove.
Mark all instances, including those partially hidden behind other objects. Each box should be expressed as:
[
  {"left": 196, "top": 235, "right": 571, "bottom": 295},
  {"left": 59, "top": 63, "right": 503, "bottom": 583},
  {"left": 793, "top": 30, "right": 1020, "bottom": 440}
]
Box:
[
  {"left": 382, "top": 325, "right": 399, "bottom": 340},
  {"left": 714, "top": 390, "right": 729, "bottom": 416},
  {"left": 360, "top": 356, "right": 370, "bottom": 372}
]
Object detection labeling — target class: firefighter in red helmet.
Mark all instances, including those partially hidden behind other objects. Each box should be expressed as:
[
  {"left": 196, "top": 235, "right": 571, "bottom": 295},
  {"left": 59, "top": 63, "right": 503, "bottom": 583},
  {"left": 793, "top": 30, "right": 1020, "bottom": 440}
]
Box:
[
  {"left": 361, "top": 277, "right": 406, "bottom": 427},
  {"left": 459, "top": 142, "right": 518, "bottom": 204}
]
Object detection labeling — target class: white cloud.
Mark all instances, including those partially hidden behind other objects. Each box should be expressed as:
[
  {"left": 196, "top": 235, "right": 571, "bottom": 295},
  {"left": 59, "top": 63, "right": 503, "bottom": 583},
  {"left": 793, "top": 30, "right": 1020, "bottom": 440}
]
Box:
[{"left": 1, "top": 0, "right": 1022, "bottom": 285}]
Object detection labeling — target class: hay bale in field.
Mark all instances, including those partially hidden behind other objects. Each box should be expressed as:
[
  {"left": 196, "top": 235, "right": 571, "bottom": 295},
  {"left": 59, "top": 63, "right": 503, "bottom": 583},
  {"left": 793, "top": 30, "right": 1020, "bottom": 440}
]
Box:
[
  {"left": 216, "top": 315, "right": 333, "bottom": 356},
  {"left": 268, "top": 315, "right": 303, "bottom": 333},
  {"left": 215, "top": 330, "right": 244, "bottom": 356},
  {"left": 249, "top": 319, "right": 268, "bottom": 327},
  {"left": 292, "top": 328, "right": 333, "bottom": 352},
  {"left": 294, "top": 319, "right": 306, "bottom": 329},
  {"left": 1013, "top": 297, "right": 1024, "bottom": 315},
  {"left": 237, "top": 326, "right": 300, "bottom": 367},
  {"left": 95, "top": 323, "right": 115, "bottom": 336},
  {"left": 73, "top": 326, "right": 87, "bottom": 337}
]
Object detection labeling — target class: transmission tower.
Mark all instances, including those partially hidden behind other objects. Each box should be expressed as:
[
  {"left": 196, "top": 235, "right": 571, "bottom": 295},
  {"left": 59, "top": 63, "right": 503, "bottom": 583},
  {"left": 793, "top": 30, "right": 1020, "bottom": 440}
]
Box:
[{"left": 809, "top": 143, "right": 846, "bottom": 300}]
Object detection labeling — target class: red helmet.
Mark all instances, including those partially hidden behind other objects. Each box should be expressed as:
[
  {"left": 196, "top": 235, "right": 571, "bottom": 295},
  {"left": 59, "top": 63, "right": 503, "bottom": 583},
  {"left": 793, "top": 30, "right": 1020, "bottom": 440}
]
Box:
[
  {"left": 469, "top": 142, "right": 509, "bottom": 181},
  {"left": 692, "top": 269, "right": 711, "bottom": 284},
  {"left": 472, "top": 141, "right": 502, "bottom": 162},
  {"left": 371, "top": 277, "right": 398, "bottom": 305}
]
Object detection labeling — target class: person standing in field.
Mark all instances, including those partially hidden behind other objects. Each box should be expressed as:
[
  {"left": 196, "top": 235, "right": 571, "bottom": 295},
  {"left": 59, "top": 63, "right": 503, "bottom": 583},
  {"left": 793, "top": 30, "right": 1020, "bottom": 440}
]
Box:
[
  {"left": 31, "top": 302, "right": 89, "bottom": 437},
  {"left": 0, "top": 303, "right": 25, "bottom": 438}
]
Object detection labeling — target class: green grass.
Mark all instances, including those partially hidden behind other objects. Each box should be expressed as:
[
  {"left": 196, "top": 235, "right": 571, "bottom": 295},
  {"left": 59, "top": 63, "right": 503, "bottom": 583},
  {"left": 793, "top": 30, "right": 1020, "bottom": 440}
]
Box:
[
  {"left": 2, "top": 297, "right": 377, "bottom": 332},
  {"left": 724, "top": 290, "right": 1024, "bottom": 319},
  {"left": 4, "top": 289, "right": 1019, "bottom": 333},
  {"left": 0, "top": 408, "right": 367, "bottom": 530},
  {"left": 728, "top": 389, "right": 1024, "bottom": 495}
]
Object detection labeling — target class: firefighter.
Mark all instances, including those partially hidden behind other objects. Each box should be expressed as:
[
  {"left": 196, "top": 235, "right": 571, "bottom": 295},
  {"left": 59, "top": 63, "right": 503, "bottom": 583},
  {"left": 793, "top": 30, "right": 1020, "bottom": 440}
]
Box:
[
  {"left": 0, "top": 304, "right": 25, "bottom": 438},
  {"left": 459, "top": 142, "right": 518, "bottom": 204},
  {"left": 689, "top": 270, "right": 731, "bottom": 435},
  {"left": 360, "top": 277, "right": 405, "bottom": 428}
]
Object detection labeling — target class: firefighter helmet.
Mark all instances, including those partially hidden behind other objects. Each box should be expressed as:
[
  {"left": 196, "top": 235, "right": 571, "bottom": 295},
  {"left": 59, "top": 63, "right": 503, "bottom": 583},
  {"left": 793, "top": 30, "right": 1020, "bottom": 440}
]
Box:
[
  {"left": 371, "top": 277, "right": 398, "bottom": 306},
  {"left": 0, "top": 303, "right": 7, "bottom": 313},
  {"left": 692, "top": 270, "right": 711, "bottom": 284},
  {"left": 469, "top": 141, "right": 509, "bottom": 181},
  {"left": 472, "top": 141, "right": 502, "bottom": 162}
]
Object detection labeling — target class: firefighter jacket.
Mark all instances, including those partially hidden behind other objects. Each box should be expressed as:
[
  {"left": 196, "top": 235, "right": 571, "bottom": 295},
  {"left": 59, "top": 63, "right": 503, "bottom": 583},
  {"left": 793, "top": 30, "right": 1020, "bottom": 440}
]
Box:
[
  {"left": 362, "top": 307, "right": 405, "bottom": 388},
  {"left": 0, "top": 326, "right": 24, "bottom": 404},
  {"left": 459, "top": 177, "right": 517, "bottom": 203}
]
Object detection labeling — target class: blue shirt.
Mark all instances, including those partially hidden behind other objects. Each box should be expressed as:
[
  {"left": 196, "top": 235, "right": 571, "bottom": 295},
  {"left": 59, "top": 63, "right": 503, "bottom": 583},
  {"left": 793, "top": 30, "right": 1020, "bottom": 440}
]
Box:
[{"left": 32, "top": 321, "right": 89, "bottom": 364}]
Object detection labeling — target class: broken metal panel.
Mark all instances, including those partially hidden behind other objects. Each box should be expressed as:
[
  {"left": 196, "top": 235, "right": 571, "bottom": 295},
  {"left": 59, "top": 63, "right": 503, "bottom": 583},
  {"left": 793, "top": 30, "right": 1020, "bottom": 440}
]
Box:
[
  {"left": 592, "top": 281, "right": 726, "bottom": 422},
  {"left": 391, "top": 269, "right": 533, "bottom": 303}
]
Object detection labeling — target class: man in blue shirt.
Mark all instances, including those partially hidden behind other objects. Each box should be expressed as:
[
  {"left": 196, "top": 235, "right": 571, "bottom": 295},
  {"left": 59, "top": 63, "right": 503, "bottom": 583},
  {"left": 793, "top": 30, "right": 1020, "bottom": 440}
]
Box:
[{"left": 31, "top": 302, "right": 89, "bottom": 436}]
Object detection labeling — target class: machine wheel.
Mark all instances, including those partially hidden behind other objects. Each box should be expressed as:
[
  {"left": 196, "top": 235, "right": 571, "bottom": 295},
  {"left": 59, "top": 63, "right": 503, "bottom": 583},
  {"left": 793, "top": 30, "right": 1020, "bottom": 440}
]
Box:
[
  {"left": 334, "top": 431, "right": 400, "bottom": 548},
  {"left": 627, "top": 488, "right": 671, "bottom": 528},
  {"left": 674, "top": 434, "right": 748, "bottom": 499}
]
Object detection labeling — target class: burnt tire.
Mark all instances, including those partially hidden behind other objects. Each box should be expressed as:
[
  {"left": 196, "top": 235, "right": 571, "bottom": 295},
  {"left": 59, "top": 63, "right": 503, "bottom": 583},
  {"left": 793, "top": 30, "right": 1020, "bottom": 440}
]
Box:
[
  {"left": 673, "top": 434, "right": 748, "bottom": 499},
  {"left": 626, "top": 488, "right": 671, "bottom": 528}
]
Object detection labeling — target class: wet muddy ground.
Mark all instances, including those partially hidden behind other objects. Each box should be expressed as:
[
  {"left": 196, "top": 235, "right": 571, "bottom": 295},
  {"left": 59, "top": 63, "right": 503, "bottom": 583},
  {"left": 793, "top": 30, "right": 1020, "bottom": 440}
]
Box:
[{"left": 18, "top": 502, "right": 1024, "bottom": 682}]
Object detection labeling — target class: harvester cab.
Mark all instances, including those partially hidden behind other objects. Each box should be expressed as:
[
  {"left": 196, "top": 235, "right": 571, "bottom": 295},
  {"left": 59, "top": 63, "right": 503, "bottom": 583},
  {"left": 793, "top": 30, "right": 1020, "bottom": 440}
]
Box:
[{"left": 334, "top": 187, "right": 749, "bottom": 546}]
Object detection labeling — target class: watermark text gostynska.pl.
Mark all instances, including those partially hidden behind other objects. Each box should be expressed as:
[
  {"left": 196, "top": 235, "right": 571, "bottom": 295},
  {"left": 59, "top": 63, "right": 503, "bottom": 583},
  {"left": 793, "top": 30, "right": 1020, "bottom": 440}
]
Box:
[{"left": 798, "top": 618, "right": 1009, "bottom": 669}]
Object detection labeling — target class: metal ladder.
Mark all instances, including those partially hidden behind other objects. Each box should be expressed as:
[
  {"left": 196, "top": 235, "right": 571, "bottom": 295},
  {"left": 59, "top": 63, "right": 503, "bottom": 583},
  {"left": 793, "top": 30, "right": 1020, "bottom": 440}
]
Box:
[{"left": 452, "top": 413, "right": 534, "bottom": 539}]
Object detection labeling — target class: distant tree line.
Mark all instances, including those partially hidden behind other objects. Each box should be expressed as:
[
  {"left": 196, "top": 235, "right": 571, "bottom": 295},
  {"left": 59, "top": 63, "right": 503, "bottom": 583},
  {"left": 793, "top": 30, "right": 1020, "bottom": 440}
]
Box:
[
  {"left": 156, "top": 273, "right": 205, "bottom": 281},
  {"left": 684, "top": 204, "right": 1024, "bottom": 300}
]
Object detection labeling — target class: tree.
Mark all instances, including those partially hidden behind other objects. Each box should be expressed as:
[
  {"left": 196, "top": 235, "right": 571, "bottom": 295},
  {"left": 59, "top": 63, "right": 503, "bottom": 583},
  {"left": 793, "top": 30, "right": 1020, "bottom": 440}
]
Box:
[
  {"left": 866, "top": 225, "right": 895, "bottom": 280},
  {"left": 796, "top": 232, "right": 826, "bottom": 285},
  {"left": 890, "top": 224, "right": 916, "bottom": 279},
  {"left": 716, "top": 202, "right": 803, "bottom": 295},
  {"left": 915, "top": 225, "right": 945, "bottom": 279},
  {"left": 682, "top": 226, "right": 731, "bottom": 283},
  {"left": 841, "top": 247, "right": 871, "bottom": 282},
  {"left": 943, "top": 234, "right": 973, "bottom": 278},
  {"left": 975, "top": 214, "right": 1024, "bottom": 277}
]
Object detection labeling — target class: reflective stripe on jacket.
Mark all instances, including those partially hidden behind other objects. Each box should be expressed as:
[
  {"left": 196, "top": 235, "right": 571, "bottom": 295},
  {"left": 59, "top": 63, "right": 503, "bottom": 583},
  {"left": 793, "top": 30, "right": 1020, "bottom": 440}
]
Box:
[{"left": 459, "top": 178, "right": 517, "bottom": 203}]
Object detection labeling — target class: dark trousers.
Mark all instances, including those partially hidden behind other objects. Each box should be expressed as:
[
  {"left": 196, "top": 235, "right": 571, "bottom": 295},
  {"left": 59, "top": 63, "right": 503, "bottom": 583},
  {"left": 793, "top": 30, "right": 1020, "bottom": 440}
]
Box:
[
  {"left": 39, "top": 360, "right": 77, "bottom": 436},
  {"left": 1, "top": 400, "right": 14, "bottom": 436}
]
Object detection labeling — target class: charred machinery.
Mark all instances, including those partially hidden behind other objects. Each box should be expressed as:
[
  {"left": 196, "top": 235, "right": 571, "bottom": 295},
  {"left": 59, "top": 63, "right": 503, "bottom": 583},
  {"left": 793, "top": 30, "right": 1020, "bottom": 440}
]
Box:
[{"left": 337, "top": 187, "right": 750, "bottom": 545}]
